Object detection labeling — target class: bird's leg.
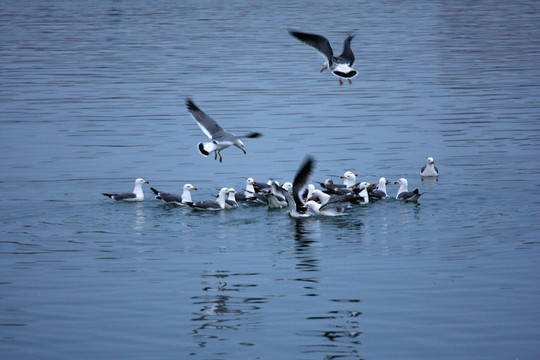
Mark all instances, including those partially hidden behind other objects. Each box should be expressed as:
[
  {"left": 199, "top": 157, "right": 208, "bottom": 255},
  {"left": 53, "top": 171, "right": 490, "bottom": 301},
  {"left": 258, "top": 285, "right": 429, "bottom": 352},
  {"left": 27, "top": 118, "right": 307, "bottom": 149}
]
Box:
[
  {"left": 320, "top": 67, "right": 326, "bottom": 73},
  {"left": 214, "top": 151, "right": 218, "bottom": 160},
  {"left": 218, "top": 151, "right": 223, "bottom": 163},
  {"left": 339, "top": 79, "right": 343, "bottom": 86},
  {"left": 348, "top": 79, "right": 352, "bottom": 85}
]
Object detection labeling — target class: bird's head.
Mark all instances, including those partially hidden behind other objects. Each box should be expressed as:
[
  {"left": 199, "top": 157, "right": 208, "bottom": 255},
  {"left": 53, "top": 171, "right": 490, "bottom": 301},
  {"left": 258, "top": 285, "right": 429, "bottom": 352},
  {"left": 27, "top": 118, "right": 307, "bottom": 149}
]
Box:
[{"left": 235, "top": 139, "right": 246, "bottom": 154}]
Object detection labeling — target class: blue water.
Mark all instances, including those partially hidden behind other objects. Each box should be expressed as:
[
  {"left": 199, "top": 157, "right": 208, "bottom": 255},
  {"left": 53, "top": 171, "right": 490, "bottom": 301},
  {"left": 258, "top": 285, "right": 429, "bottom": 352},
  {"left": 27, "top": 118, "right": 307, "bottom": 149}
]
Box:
[{"left": 1, "top": 1, "right": 540, "bottom": 359}]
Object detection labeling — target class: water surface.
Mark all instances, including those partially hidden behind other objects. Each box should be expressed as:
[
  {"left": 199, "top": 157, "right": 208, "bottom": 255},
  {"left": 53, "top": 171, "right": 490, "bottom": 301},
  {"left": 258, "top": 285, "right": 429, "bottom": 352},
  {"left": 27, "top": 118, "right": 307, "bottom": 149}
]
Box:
[{"left": 1, "top": 1, "right": 540, "bottom": 359}]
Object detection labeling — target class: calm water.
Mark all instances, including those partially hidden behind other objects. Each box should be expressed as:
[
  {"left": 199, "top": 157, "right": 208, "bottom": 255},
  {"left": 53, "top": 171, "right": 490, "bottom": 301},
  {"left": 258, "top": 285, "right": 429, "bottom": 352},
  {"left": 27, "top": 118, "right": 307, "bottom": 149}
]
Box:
[{"left": 1, "top": 1, "right": 540, "bottom": 359}]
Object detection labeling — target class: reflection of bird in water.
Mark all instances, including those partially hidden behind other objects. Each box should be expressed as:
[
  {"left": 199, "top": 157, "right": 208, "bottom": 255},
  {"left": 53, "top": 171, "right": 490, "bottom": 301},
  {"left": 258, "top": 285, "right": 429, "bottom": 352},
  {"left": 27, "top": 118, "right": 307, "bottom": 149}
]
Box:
[{"left": 293, "top": 219, "right": 321, "bottom": 274}]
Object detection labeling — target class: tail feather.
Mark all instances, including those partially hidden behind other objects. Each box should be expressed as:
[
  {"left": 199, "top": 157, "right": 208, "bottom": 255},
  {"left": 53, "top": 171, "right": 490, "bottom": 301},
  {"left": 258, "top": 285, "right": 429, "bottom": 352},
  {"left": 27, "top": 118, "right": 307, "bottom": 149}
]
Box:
[
  {"left": 102, "top": 193, "right": 114, "bottom": 198},
  {"left": 243, "top": 132, "right": 263, "bottom": 139},
  {"left": 333, "top": 70, "right": 358, "bottom": 79},
  {"left": 150, "top": 187, "right": 160, "bottom": 195},
  {"left": 198, "top": 141, "right": 218, "bottom": 157}
]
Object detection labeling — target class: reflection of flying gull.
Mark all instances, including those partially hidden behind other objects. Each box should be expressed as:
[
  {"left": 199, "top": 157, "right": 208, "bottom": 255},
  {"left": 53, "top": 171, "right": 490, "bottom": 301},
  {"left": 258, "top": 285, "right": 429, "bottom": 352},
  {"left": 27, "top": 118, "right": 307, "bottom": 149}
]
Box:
[
  {"left": 288, "top": 30, "right": 357, "bottom": 85},
  {"left": 186, "top": 98, "right": 262, "bottom": 163}
]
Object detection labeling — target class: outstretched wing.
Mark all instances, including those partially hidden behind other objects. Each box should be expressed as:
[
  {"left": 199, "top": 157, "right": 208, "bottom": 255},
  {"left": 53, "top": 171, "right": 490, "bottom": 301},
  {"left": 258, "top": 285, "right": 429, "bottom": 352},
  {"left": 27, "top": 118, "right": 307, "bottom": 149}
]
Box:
[
  {"left": 186, "top": 98, "right": 225, "bottom": 139},
  {"left": 338, "top": 34, "right": 355, "bottom": 66},
  {"left": 288, "top": 30, "right": 334, "bottom": 65},
  {"left": 293, "top": 156, "right": 315, "bottom": 208}
]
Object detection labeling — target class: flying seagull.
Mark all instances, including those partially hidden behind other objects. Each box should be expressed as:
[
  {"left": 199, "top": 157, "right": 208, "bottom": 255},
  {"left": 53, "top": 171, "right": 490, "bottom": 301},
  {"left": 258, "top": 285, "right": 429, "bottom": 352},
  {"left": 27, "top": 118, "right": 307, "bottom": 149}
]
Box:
[
  {"left": 283, "top": 156, "right": 316, "bottom": 218},
  {"left": 186, "top": 98, "right": 262, "bottom": 163},
  {"left": 288, "top": 29, "right": 357, "bottom": 85},
  {"left": 102, "top": 178, "right": 149, "bottom": 202}
]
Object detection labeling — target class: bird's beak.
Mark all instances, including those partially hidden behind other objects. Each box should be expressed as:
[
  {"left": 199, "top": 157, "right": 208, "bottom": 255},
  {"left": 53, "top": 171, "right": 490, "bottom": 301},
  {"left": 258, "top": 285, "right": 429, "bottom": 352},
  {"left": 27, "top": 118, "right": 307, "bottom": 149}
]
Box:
[
  {"left": 242, "top": 148, "right": 247, "bottom": 154},
  {"left": 192, "top": 187, "right": 198, "bottom": 191},
  {"left": 385, "top": 180, "right": 390, "bottom": 184},
  {"left": 308, "top": 196, "right": 313, "bottom": 200},
  {"left": 229, "top": 190, "right": 234, "bottom": 193},
  {"left": 394, "top": 181, "right": 399, "bottom": 184},
  {"left": 144, "top": 181, "right": 149, "bottom": 184},
  {"left": 354, "top": 173, "right": 358, "bottom": 176},
  {"left": 340, "top": 176, "right": 345, "bottom": 179},
  {"left": 369, "top": 183, "right": 375, "bottom": 186}
]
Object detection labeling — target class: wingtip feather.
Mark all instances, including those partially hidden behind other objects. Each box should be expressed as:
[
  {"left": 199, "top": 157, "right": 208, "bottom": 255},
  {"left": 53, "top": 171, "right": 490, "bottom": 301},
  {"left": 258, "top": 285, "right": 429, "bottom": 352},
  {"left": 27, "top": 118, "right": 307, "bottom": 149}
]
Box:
[{"left": 186, "top": 98, "right": 200, "bottom": 112}]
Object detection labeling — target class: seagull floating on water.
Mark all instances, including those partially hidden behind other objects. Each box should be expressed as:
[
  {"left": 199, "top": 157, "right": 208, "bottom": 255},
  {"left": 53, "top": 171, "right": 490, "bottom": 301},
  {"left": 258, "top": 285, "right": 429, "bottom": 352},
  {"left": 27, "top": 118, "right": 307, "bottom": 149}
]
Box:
[
  {"left": 341, "top": 171, "right": 358, "bottom": 188},
  {"left": 395, "top": 178, "right": 422, "bottom": 202},
  {"left": 186, "top": 98, "right": 262, "bottom": 163},
  {"left": 310, "top": 189, "right": 355, "bottom": 207},
  {"left": 102, "top": 178, "right": 149, "bottom": 202},
  {"left": 420, "top": 157, "right": 439, "bottom": 177},
  {"left": 188, "top": 187, "right": 229, "bottom": 211},
  {"left": 306, "top": 199, "right": 346, "bottom": 216},
  {"left": 266, "top": 181, "right": 289, "bottom": 209},
  {"left": 235, "top": 177, "right": 267, "bottom": 204},
  {"left": 368, "top": 177, "right": 389, "bottom": 200},
  {"left": 151, "top": 183, "right": 197, "bottom": 205},
  {"left": 288, "top": 30, "right": 357, "bottom": 86},
  {"left": 225, "top": 188, "right": 239, "bottom": 209}
]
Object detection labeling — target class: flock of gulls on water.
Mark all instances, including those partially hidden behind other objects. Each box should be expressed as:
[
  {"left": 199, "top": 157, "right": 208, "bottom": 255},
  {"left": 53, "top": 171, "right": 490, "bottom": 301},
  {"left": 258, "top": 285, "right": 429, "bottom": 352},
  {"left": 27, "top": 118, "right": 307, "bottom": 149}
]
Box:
[{"left": 102, "top": 30, "right": 440, "bottom": 217}]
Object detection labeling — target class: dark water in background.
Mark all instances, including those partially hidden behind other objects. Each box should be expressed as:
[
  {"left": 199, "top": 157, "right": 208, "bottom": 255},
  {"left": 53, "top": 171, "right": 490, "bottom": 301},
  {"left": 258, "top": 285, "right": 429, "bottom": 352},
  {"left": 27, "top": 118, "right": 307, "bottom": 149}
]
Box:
[{"left": 1, "top": 1, "right": 540, "bottom": 359}]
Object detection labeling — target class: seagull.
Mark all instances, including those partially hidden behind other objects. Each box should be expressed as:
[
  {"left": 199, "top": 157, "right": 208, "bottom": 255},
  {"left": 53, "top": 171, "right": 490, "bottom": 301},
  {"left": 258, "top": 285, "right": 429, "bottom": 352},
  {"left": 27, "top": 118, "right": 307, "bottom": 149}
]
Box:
[
  {"left": 341, "top": 171, "right": 358, "bottom": 188},
  {"left": 102, "top": 178, "right": 149, "bottom": 202},
  {"left": 318, "top": 178, "right": 348, "bottom": 195},
  {"left": 225, "top": 188, "right": 238, "bottom": 209},
  {"left": 288, "top": 30, "right": 357, "bottom": 85},
  {"left": 309, "top": 189, "right": 355, "bottom": 207},
  {"left": 306, "top": 200, "right": 346, "bottom": 217},
  {"left": 188, "top": 187, "right": 229, "bottom": 211},
  {"left": 186, "top": 98, "right": 262, "bottom": 163},
  {"left": 265, "top": 181, "right": 290, "bottom": 209},
  {"left": 421, "top": 157, "right": 439, "bottom": 177},
  {"left": 150, "top": 183, "right": 197, "bottom": 205},
  {"left": 368, "top": 177, "right": 389, "bottom": 200},
  {"left": 234, "top": 177, "right": 268, "bottom": 204},
  {"left": 354, "top": 181, "right": 371, "bottom": 204},
  {"left": 395, "top": 178, "right": 422, "bottom": 202},
  {"left": 282, "top": 156, "right": 316, "bottom": 218}
]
